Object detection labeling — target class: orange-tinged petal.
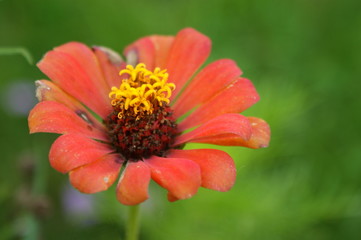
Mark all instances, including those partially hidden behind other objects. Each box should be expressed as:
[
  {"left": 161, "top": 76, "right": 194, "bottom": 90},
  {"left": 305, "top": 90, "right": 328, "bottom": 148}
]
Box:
[
  {"left": 172, "top": 59, "right": 241, "bottom": 119},
  {"left": 166, "top": 28, "right": 211, "bottom": 99},
  {"left": 124, "top": 37, "right": 155, "bottom": 69},
  {"left": 28, "top": 101, "right": 108, "bottom": 141},
  {"left": 174, "top": 113, "right": 252, "bottom": 146},
  {"left": 69, "top": 154, "right": 122, "bottom": 194},
  {"left": 35, "top": 80, "right": 82, "bottom": 108},
  {"left": 35, "top": 80, "right": 106, "bottom": 132},
  {"left": 199, "top": 117, "right": 271, "bottom": 148},
  {"left": 116, "top": 161, "right": 151, "bottom": 205},
  {"left": 246, "top": 117, "right": 270, "bottom": 148},
  {"left": 37, "top": 42, "right": 112, "bottom": 118},
  {"left": 149, "top": 36, "right": 174, "bottom": 69},
  {"left": 92, "top": 46, "right": 126, "bottom": 88},
  {"left": 167, "top": 193, "right": 180, "bottom": 202},
  {"left": 168, "top": 149, "right": 236, "bottom": 192},
  {"left": 179, "top": 78, "right": 259, "bottom": 131},
  {"left": 145, "top": 156, "right": 201, "bottom": 200},
  {"left": 49, "top": 134, "right": 114, "bottom": 174}
]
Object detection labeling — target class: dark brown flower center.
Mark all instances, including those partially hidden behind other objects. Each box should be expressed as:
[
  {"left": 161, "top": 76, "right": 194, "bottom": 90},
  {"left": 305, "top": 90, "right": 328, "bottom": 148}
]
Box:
[{"left": 104, "top": 103, "right": 178, "bottom": 161}]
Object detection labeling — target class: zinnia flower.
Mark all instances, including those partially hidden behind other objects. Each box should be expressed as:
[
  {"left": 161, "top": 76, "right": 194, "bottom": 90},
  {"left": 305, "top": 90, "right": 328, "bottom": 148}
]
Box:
[{"left": 28, "top": 28, "right": 270, "bottom": 205}]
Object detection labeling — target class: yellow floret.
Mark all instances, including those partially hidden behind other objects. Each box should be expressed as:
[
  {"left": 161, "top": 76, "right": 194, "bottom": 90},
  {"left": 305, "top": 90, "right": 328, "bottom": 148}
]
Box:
[{"left": 109, "top": 63, "right": 176, "bottom": 118}]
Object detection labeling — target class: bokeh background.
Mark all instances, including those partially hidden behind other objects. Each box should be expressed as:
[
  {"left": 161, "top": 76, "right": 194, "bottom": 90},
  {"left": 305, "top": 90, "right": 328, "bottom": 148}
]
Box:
[{"left": 1, "top": 0, "right": 360, "bottom": 239}]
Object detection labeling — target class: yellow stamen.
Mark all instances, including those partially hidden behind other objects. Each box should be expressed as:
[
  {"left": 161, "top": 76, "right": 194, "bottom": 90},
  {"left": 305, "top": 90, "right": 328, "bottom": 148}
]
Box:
[{"left": 109, "top": 63, "right": 176, "bottom": 119}]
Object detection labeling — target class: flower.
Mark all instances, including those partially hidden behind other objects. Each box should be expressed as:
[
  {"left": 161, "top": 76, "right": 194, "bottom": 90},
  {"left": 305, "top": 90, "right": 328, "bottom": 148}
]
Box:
[{"left": 28, "top": 28, "right": 270, "bottom": 205}]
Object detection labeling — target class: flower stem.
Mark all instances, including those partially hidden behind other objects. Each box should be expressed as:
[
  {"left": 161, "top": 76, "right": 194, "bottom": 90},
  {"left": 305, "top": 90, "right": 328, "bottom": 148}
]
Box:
[
  {"left": 0, "top": 47, "right": 34, "bottom": 64},
  {"left": 126, "top": 205, "right": 140, "bottom": 240}
]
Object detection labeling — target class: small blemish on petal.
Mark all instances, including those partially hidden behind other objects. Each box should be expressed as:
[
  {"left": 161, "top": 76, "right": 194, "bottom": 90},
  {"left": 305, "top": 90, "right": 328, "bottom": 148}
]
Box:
[
  {"left": 126, "top": 49, "right": 138, "bottom": 66},
  {"left": 75, "top": 110, "right": 93, "bottom": 125},
  {"left": 35, "top": 80, "right": 51, "bottom": 101},
  {"left": 104, "top": 176, "right": 110, "bottom": 183},
  {"left": 93, "top": 46, "right": 124, "bottom": 66}
]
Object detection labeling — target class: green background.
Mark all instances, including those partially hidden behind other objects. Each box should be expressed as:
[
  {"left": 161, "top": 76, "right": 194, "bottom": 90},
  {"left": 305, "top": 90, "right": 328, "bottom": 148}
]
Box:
[{"left": 1, "top": 0, "right": 360, "bottom": 239}]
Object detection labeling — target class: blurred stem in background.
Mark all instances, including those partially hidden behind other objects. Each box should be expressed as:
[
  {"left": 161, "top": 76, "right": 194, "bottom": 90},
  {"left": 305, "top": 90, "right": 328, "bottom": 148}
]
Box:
[
  {"left": 22, "top": 214, "right": 40, "bottom": 240},
  {"left": 0, "top": 47, "right": 34, "bottom": 65},
  {"left": 0, "top": 47, "right": 43, "bottom": 240},
  {"left": 24, "top": 137, "right": 50, "bottom": 240}
]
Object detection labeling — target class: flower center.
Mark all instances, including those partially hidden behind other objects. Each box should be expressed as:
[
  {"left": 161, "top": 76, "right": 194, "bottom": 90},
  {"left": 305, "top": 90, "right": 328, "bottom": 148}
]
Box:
[
  {"left": 104, "top": 63, "right": 178, "bottom": 161},
  {"left": 109, "top": 63, "right": 175, "bottom": 119}
]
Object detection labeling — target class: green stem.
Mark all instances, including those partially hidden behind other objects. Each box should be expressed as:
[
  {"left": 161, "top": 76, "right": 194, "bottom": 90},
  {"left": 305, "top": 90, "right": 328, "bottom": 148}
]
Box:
[
  {"left": 0, "top": 47, "right": 34, "bottom": 65},
  {"left": 126, "top": 205, "right": 140, "bottom": 240}
]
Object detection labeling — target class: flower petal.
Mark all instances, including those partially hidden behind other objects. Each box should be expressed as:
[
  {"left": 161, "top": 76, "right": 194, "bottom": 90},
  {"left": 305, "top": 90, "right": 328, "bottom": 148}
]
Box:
[
  {"left": 28, "top": 101, "right": 108, "bottom": 141},
  {"left": 49, "top": 134, "right": 114, "bottom": 174},
  {"left": 172, "top": 59, "right": 242, "bottom": 119},
  {"left": 92, "top": 46, "right": 126, "bottom": 88},
  {"left": 149, "top": 36, "right": 174, "bottom": 69},
  {"left": 199, "top": 117, "right": 271, "bottom": 148},
  {"left": 54, "top": 42, "right": 111, "bottom": 89},
  {"left": 174, "top": 113, "right": 252, "bottom": 146},
  {"left": 37, "top": 42, "right": 112, "bottom": 118},
  {"left": 35, "top": 80, "right": 106, "bottom": 133},
  {"left": 69, "top": 154, "right": 122, "bottom": 194},
  {"left": 179, "top": 78, "right": 259, "bottom": 131},
  {"left": 145, "top": 156, "right": 201, "bottom": 200},
  {"left": 35, "top": 80, "right": 82, "bottom": 108},
  {"left": 168, "top": 149, "right": 236, "bottom": 192},
  {"left": 124, "top": 35, "right": 175, "bottom": 71},
  {"left": 166, "top": 28, "right": 211, "bottom": 99},
  {"left": 116, "top": 161, "right": 151, "bottom": 205},
  {"left": 124, "top": 37, "right": 156, "bottom": 69},
  {"left": 167, "top": 193, "right": 180, "bottom": 202}
]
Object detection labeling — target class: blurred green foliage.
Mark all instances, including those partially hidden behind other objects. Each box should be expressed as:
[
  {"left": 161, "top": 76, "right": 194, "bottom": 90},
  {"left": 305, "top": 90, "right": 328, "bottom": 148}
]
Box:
[{"left": 1, "top": 0, "right": 361, "bottom": 239}]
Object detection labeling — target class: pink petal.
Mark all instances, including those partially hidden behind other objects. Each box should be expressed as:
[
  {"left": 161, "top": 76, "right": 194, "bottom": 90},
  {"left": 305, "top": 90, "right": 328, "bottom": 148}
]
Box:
[
  {"left": 199, "top": 117, "right": 271, "bottom": 148},
  {"left": 28, "top": 101, "right": 108, "bottom": 141},
  {"left": 54, "top": 42, "right": 111, "bottom": 89},
  {"left": 124, "top": 37, "right": 155, "bottom": 69},
  {"left": 179, "top": 78, "right": 259, "bottom": 131},
  {"left": 92, "top": 46, "right": 126, "bottom": 88},
  {"left": 116, "top": 161, "right": 151, "bottom": 205},
  {"left": 172, "top": 59, "right": 242, "bottom": 119},
  {"left": 35, "top": 80, "right": 106, "bottom": 132},
  {"left": 166, "top": 28, "right": 211, "bottom": 99},
  {"left": 37, "top": 42, "right": 112, "bottom": 118},
  {"left": 149, "top": 36, "right": 174, "bottom": 69},
  {"left": 168, "top": 149, "right": 236, "bottom": 192},
  {"left": 145, "top": 156, "right": 201, "bottom": 200},
  {"left": 49, "top": 134, "right": 114, "bottom": 174},
  {"left": 174, "top": 113, "right": 252, "bottom": 146},
  {"left": 69, "top": 154, "right": 122, "bottom": 194},
  {"left": 124, "top": 35, "right": 175, "bottom": 71}
]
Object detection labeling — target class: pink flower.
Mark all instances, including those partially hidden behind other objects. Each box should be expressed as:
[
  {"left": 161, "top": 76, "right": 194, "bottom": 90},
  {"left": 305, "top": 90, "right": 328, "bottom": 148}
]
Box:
[{"left": 28, "top": 28, "right": 270, "bottom": 205}]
